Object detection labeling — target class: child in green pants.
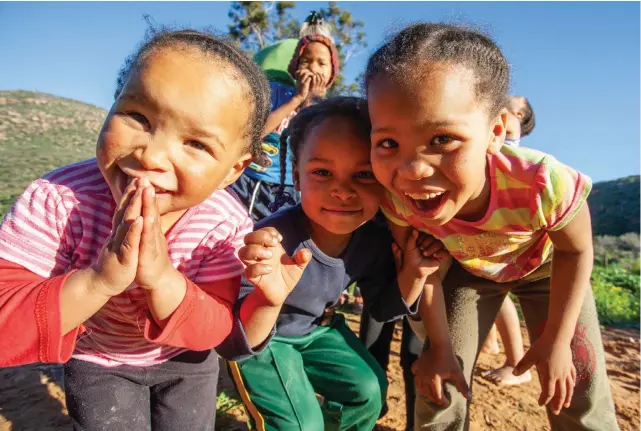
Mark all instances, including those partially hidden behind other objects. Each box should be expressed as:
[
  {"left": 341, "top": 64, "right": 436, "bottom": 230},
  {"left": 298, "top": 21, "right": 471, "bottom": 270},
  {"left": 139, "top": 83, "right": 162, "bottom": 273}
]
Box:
[{"left": 227, "top": 97, "right": 448, "bottom": 431}]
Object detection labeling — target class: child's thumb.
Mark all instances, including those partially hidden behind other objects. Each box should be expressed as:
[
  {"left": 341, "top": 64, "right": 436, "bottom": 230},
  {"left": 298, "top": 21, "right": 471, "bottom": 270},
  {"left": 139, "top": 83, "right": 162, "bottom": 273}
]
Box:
[
  {"left": 293, "top": 248, "right": 312, "bottom": 269},
  {"left": 405, "top": 229, "right": 419, "bottom": 250},
  {"left": 513, "top": 350, "right": 534, "bottom": 376}
]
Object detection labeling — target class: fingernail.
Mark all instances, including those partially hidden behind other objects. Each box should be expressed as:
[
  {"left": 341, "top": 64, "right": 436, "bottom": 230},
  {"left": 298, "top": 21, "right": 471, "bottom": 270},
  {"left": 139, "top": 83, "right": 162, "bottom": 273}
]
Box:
[
  {"left": 263, "top": 250, "right": 273, "bottom": 259},
  {"left": 264, "top": 265, "right": 272, "bottom": 272},
  {"left": 141, "top": 177, "right": 150, "bottom": 187}
]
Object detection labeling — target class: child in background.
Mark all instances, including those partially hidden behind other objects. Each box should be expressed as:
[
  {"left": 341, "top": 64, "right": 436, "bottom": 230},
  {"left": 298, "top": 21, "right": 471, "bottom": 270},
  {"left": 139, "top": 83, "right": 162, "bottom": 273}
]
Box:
[
  {"left": 228, "top": 97, "right": 447, "bottom": 431},
  {"left": 481, "top": 94, "right": 538, "bottom": 386},
  {"left": 504, "top": 95, "right": 535, "bottom": 146},
  {"left": 231, "top": 12, "right": 340, "bottom": 221},
  {"left": 0, "top": 29, "right": 296, "bottom": 431},
  {"left": 365, "top": 22, "right": 619, "bottom": 430}
]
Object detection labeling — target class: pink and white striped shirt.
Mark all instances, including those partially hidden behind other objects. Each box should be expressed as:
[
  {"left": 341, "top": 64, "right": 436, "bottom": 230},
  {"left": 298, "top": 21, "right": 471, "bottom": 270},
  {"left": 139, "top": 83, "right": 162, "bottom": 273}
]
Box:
[{"left": 0, "top": 159, "right": 252, "bottom": 367}]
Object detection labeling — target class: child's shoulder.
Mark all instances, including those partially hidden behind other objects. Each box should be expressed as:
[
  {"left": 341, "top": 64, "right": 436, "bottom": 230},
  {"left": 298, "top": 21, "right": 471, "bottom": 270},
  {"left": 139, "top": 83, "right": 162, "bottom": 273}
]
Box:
[
  {"left": 495, "top": 145, "right": 568, "bottom": 185},
  {"left": 28, "top": 159, "right": 108, "bottom": 203},
  {"left": 198, "top": 187, "right": 254, "bottom": 230}
]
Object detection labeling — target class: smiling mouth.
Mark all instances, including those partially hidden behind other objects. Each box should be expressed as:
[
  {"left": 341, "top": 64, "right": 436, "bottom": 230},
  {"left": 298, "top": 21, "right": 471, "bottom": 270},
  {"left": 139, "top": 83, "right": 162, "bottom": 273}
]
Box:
[
  {"left": 404, "top": 191, "right": 447, "bottom": 215},
  {"left": 322, "top": 208, "right": 363, "bottom": 215}
]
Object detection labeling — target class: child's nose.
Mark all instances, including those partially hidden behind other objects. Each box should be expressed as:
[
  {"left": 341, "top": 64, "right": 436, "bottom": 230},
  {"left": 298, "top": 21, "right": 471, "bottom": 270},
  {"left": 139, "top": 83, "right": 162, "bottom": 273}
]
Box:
[
  {"left": 331, "top": 182, "right": 356, "bottom": 201},
  {"left": 399, "top": 158, "right": 434, "bottom": 180},
  {"left": 136, "top": 143, "right": 171, "bottom": 172}
]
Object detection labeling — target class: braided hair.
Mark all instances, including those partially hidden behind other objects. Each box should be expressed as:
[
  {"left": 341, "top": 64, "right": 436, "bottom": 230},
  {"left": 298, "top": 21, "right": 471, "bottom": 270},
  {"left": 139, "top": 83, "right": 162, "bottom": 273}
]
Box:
[
  {"left": 114, "top": 27, "right": 271, "bottom": 159},
  {"left": 365, "top": 22, "right": 510, "bottom": 117},
  {"left": 269, "top": 97, "right": 371, "bottom": 212}
]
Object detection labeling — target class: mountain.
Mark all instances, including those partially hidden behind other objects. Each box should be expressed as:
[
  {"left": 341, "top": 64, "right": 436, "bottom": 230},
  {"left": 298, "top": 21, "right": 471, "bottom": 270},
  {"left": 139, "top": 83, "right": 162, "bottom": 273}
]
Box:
[
  {"left": 0, "top": 90, "right": 106, "bottom": 214},
  {"left": 588, "top": 175, "right": 639, "bottom": 236},
  {"left": 0, "top": 90, "right": 638, "bottom": 237}
]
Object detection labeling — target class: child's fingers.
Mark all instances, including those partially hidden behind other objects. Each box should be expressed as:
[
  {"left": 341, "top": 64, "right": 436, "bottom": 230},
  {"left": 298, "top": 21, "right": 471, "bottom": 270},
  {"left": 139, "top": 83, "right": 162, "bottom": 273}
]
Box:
[
  {"left": 238, "top": 244, "right": 273, "bottom": 263},
  {"left": 454, "top": 371, "right": 472, "bottom": 400},
  {"left": 122, "top": 187, "right": 143, "bottom": 224},
  {"left": 245, "top": 263, "right": 273, "bottom": 280},
  {"left": 538, "top": 373, "right": 556, "bottom": 407},
  {"left": 140, "top": 187, "right": 158, "bottom": 253},
  {"left": 118, "top": 216, "right": 142, "bottom": 266},
  {"left": 432, "top": 375, "right": 448, "bottom": 406},
  {"left": 550, "top": 379, "right": 565, "bottom": 415},
  {"left": 564, "top": 375, "right": 574, "bottom": 408},
  {"left": 244, "top": 228, "right": 281, "bottom": 247},
  {"left": 405, "top": 229, "right": 419, "bottom": 249},
  {"left": 292, "top": 248, "right": 312, "bottom": 268},
  {"left": 420, "top": 241, "right": 444, "bottom": 258},
  {"left": 513, "top": 349, "right": 534, "bottom": 376},
  {"left": 112, "top": 179, "right": 138, "bottom": 231}
]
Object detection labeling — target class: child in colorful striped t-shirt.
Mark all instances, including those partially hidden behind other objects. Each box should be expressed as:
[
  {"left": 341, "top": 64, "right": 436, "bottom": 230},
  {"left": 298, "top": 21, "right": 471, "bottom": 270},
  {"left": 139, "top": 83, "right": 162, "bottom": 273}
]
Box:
[
  {"left": 364, "top": 22, "right": 619, "bottom": 430},
  {"left": 0, "top": 29, "right": 305, "bottom": 431}
]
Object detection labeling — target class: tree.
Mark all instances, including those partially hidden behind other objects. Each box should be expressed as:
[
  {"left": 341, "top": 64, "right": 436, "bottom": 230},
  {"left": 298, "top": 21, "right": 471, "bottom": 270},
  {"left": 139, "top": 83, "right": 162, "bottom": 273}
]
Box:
[
  {"left": 227, "top": 1, "right": 367, "bottom": 95},
  {"left": 227, "top": 1, "right": 298, "bottom": 56}
]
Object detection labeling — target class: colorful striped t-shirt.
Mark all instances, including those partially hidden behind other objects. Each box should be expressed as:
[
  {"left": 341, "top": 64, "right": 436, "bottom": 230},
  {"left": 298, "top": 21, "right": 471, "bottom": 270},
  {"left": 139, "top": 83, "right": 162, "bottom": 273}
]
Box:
[
  {"left": 381, "top": 145, "right": 592, "bottom": 283},
  {"left": 0, "top": 159, "right": 252, "bottom": 366}
]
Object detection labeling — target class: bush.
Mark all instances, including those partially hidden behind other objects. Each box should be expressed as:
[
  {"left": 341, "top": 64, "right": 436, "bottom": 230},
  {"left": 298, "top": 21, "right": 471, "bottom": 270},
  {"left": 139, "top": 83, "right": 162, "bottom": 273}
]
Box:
[{"left": 592, "top": 264, "right": 640, "bottom": 327}]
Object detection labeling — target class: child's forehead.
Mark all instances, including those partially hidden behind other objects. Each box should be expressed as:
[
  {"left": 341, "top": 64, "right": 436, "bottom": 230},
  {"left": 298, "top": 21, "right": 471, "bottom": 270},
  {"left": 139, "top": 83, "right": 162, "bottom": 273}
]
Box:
[
  {"left": 301, "top": 41, "right": 331, "bottom": 58},
  {"left": 125, "top": 49, "right": 251, "bottom": 144}
]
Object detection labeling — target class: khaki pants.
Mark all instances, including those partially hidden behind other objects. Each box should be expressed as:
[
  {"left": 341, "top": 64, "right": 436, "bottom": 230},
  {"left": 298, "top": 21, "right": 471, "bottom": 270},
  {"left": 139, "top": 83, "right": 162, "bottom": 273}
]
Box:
[{"left": 415, "top": 262, "right": 620, "bottom": 431}]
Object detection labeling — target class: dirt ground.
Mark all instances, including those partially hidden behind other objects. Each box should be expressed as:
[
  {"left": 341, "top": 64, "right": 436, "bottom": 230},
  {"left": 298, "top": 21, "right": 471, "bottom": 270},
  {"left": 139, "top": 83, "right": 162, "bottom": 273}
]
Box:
[{"left": 0, "top": 315, "right": 638, "bottom": 431}]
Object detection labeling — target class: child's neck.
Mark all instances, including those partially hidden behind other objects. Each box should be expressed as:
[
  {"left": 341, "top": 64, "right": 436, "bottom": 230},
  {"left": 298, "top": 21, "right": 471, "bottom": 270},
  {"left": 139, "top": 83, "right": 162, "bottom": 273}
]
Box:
[
  {"left": 456, "top": 165, "right": 493, "bottom": 223},
  {"left": 160, "top": 209, "right": 188, "bottom": 235},
  {"left": 305, "top": 218, "right": 353, "bottom": 258}
]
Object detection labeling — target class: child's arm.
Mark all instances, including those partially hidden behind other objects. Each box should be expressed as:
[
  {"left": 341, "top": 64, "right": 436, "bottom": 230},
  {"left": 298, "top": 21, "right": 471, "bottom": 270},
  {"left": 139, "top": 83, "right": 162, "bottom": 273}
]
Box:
[
  {"left": 0, "top": 259, "right": 84, "bottom": 365},
  {"left": 513, "top": 204, "right": 593, "bottom": 415},
  {"left": 388, "top": 223, "right": 471, "bottom": 406},
  {"left": 236, "top": 227, "right": 311, "bottom": 347},
  {"left": 261, "top": 71, "right": 312, "bottom": 137}
]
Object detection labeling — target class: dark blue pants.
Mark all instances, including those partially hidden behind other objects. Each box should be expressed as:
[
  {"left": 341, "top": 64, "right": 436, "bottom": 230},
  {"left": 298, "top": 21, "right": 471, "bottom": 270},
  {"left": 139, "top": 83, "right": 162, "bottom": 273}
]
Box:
[{"left": 63, "top": 349, "right": 218, "bottom": 431}]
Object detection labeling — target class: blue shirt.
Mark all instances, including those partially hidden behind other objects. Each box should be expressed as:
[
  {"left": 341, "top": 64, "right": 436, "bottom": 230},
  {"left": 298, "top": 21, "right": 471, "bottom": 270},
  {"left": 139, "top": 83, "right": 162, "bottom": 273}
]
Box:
[
  {"left": 236, "top": 206, "right": 418, "bottom": 338},
  {"left": 244, "top": 81, "right": 297, "bottom": 185}
]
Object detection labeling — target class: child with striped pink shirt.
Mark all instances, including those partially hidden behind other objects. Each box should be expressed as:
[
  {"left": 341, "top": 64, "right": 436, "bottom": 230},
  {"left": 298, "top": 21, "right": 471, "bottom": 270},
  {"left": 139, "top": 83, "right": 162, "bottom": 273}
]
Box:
[
  {"left": 364, "top": 22, "right": 619, "bottom": 430},
  {"left": 0, "top": 29, "right": 305, "bottom": 431}
]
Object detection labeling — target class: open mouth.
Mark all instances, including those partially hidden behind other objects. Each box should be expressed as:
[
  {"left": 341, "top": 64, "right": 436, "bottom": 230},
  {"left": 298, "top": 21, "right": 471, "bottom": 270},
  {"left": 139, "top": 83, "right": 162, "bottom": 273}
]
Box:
[{"left": 404, "top": 191, "right": 448, "bottom": 216}]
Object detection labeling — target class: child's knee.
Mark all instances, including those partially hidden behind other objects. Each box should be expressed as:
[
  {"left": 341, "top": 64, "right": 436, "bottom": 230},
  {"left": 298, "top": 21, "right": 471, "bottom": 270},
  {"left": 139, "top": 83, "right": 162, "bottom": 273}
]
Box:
[{"left": 354, "top": 371, "right": 385, "bottom": 408}]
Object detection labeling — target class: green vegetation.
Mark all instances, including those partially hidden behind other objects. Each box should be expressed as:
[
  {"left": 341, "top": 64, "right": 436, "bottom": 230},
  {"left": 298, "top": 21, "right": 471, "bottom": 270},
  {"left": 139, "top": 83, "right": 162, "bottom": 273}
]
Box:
[{"left": 0, "top": 90, "right": 106, "bottom": 215}]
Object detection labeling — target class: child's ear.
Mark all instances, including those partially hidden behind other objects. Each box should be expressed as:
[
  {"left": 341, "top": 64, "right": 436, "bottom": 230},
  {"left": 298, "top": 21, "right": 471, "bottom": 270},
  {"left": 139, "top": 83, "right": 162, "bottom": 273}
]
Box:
[
  {"left": 488, "top": 108, "right": 508, "bottom": 154},
  {"left": 218, "top": 152, "right": 253, "bottom": 189},
  {"left": 293, "top": 162, "right": 301, "bottom": 192}
]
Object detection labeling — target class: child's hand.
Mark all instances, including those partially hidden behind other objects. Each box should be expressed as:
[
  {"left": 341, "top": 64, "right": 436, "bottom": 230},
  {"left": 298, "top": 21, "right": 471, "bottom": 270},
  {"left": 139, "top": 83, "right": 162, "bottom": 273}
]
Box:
[
  {"left": 91, "top": 179, "right": 143, "bottom": 296},
  {"left": 134, "top": 179, "right": 176, "bottom": 290},
  {"left": 295, "top": 70, "right": 313, "bottom": 101},
  {"left": 513, "top": 335, "right": 576, "bottom": 415},
  {"left": 412, "top": 346, "right": 471, "bottom": 407},
  {"left": 309, "top": 73, "right": 328, "bottom": 99},
  {"left": 239, "top": 227, "right": 312, "bottom": 306},
  {"left": 392, "top": 230, "right": 449, "bottom": 280}
]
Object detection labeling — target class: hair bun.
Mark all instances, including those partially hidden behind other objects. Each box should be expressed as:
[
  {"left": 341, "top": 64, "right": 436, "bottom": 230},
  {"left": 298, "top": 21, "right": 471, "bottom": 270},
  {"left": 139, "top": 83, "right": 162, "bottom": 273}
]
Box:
[{"left": 299, "top": 11, "right": 334, "bottom": 41}]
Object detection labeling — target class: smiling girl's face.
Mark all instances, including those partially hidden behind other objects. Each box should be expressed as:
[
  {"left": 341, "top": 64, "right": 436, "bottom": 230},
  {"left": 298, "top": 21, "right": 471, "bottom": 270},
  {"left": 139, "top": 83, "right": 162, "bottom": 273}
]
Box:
[{"left": 97, "top": 47, "right": 253, "bottom": 225}]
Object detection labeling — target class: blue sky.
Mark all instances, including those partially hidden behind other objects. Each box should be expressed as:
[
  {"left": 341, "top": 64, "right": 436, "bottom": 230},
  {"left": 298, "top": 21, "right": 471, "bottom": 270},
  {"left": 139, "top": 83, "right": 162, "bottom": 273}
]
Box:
[{"left": 1, "top": 1, "right": 638, "bottom": 183}]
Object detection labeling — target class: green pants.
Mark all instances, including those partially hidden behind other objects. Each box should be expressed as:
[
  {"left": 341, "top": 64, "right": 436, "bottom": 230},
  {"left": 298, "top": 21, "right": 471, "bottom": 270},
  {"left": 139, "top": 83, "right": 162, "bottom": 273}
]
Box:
[
  {"left": 415, "top": 262, "right": 620, "bottom": 431},
  {"left": 228, "top": 314, "right": 387, "bottom": 431}
]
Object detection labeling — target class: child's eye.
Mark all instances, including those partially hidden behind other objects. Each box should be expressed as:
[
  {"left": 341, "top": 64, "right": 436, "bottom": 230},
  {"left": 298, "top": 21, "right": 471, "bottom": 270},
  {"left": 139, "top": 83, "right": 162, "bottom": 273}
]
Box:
[
  {"left": 355, "top": 171, "right": 376, "bottom": 181},
  {"left": 126, "top": 112, "right": 150, "bottom": 129},
  {"left": 430, "top": 135, "right": 455, "bottom": 146},
  {"left": 377, "top": 139, "right": 398, "bottom": 149},
  {"left": 186, "top": 140, "right": 207, "bottom": 151},
  {"left": 312, "top": 169, "right": 331, "bottom": 177}
]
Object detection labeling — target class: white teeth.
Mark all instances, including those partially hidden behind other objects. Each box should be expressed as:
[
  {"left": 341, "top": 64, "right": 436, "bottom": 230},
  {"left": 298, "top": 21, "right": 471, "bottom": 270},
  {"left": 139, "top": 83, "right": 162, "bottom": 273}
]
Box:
[{"left": 405, "top": 191, "right": 444, "bottom": 200}]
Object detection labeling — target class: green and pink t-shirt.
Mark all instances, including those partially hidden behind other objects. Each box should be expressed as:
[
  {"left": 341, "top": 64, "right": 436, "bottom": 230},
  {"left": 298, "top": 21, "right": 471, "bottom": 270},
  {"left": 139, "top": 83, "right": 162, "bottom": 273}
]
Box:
[{"left": 381, "top": 145, "right": 592, "bottom": 283}]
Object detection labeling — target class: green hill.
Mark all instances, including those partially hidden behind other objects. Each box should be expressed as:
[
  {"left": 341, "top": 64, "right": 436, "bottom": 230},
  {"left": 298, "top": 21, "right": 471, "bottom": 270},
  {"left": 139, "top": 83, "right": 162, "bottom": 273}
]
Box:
[
  {"left": 588, "top": 175, "right": 640, "bottom": 236},
  {"left": 0, "top": 90, "right": 106, "bottom": 214},
  {"left": 0, "top": 90, "right": 639, "bottom": 238}
]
